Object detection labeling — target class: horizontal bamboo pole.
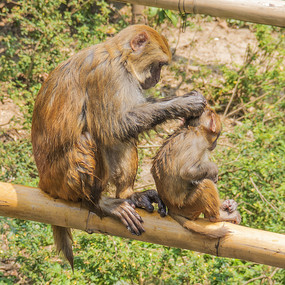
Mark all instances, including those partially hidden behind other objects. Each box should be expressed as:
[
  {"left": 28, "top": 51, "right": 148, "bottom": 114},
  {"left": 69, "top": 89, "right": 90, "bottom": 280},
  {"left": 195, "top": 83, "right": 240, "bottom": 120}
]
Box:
[
  {"left": 117, "top": 0, "right": 285, "bottom": 27},
  {"left": 0, "top": 182, "right": 284, "bottom": 268}
]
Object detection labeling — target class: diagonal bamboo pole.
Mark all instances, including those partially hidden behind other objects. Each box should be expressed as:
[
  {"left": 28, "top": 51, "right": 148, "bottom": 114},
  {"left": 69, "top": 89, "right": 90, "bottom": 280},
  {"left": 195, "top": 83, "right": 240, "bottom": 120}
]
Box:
[
  {"left": 116, "top": 0, "right": 285, "bottom": 27},
  {"left": 0, "top": 182, "right": 284, "bottom": 268}
]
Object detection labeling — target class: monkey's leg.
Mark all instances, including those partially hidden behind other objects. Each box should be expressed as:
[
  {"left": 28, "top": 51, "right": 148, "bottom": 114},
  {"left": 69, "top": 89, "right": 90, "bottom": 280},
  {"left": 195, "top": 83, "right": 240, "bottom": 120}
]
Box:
[
  {"left": 64, "top": 133, "right": 145, "bottom": 235},
  {"left": 106, "top": 142, "right": 166, "bottom": 217},
  {"left": 189, "top": 182, "right": 240, "bottom": 225},
  {"left": 193, "top": 180, "right": 221, "bottom": 220}
]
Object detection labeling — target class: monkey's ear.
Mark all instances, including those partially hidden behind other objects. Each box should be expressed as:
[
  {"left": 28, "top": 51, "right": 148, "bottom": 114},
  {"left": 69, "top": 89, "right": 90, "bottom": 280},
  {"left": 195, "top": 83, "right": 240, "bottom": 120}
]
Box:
[
  {"left": 209, "top": 113, "right": 217, "bottom": 133},
  {"left": 130, "top": 32, "right": 149, "bottom": 51}
]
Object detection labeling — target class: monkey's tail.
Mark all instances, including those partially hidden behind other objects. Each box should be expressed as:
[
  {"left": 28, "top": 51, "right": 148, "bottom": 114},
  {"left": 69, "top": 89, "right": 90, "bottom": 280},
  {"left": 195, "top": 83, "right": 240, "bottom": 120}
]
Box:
[
  {"left": 52, "top": 225, "right": 74, "bottom": 269},
  {"left": 170, "top": 213, "right": 230, "bottom": 239}
]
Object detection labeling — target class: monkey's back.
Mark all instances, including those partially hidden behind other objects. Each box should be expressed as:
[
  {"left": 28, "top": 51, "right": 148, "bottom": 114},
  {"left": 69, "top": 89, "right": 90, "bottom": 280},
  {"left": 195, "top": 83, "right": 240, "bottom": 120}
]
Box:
[
  {"left": 152, "top": 127, "right": 204, "bottom": 209},
  {"left": 31, "top": 35, "right": 141, "bottom": 201}
]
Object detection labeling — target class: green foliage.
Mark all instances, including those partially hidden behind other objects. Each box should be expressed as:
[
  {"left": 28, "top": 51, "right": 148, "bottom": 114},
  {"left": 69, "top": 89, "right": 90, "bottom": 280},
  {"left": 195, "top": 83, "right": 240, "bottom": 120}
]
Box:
[
  {"left": 0, "top": 0, "right": 126, "bottom": 128},
  {"left": 189, "top": 25, "right": 285, "bottom": 116},
  {"left": 1, "top": 219, "right": 284, "bottom": 284},
  {"left": 216, "top": 119, "right": 285, "bottom": 233},
  {"left": 0, "top": 1, "right": 284, "bottom": 284},
  {"left": 0, "top": 139, "right": 38, "bottom": 186},
  {"left": 148, "top": 7, "right": 178, "bottom": 27}
]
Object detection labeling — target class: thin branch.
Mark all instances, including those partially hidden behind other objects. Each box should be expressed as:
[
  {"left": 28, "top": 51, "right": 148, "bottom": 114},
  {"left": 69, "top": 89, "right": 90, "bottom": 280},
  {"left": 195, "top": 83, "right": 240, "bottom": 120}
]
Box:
[
  {"left": 134, "top": 183, "right": 155, "bottom": 190},
  {"left": 226, "top": 91, "right": 270, "bottom": 118},
  {"left": 249, "top": 177, "right": 280, "bottom": 214},
  {"left": 263, "top": 94, "right": 285, "bottom": 123},
  {"left": 241, "top": 206, "right": 254, "bottom": 216},
  {"left": 0, "top": 120, "right": 11, "bottom": 127},
  {"left": 172, "top": 17, "right": 183, "bottom": 56},
  {"left": 224, "top": 77, "right": 243, "bottom": 117},
  {"left": 243, "top": 275, "right": 266, "bottom": 285},
  {"left": 269, "top": 268, "right": 280, "bottom": 279},
  {"left": 70, "top": 0, "right": 92, "bottom": 15},
  {"left": 222, "top": 154, "right": 241, "bottom": 165},
  {"left": 219, "top": 166, "right": 243, "bottom": 176}
]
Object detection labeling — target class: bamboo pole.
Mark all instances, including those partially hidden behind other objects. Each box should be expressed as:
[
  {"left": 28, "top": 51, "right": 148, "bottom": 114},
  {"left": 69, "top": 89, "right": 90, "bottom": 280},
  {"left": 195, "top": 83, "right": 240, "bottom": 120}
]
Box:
[
  {"left": 116, "top": 0, "right": 285, "bottom": 27},
  {"left": 0, "top": 182, "right": 284, "bottom": 268}
]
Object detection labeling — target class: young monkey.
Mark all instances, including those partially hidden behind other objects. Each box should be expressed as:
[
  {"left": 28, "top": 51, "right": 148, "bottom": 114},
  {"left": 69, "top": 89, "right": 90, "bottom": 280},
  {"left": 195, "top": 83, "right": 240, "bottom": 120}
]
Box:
[{"left": 151, "top": 96, "right": 241, "bottom": 238}]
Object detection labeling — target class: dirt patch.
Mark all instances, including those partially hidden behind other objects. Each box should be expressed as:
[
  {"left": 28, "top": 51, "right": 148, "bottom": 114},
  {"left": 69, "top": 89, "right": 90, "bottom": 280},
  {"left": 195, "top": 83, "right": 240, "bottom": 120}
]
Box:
[
  {"left": 158, "top": 19, "right": 257, "bottom": 97},
  {"left": 0, "top": 99, "right": 21, "bottom": 127},
  {"left": 166, "top": 21, "right": 257, "bottom": 66}
]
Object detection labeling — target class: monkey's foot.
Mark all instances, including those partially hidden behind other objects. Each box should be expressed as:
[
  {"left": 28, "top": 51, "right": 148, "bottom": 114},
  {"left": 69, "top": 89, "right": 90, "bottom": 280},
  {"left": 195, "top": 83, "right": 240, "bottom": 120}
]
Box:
[
  {"left": 221, "top": 199, "right": 238, "bottom": 213},
  {"left": 213, "top": 199, "right": 241, "bottom": 225},
  {"left": 110, "top": 199, "right": 145, "bottom": 236},
  {"left": 90, "top": 197, "right": 145, "bottom": 236},
  {"left": 129, "top": 190, "right": 167, "bottom": 217}
]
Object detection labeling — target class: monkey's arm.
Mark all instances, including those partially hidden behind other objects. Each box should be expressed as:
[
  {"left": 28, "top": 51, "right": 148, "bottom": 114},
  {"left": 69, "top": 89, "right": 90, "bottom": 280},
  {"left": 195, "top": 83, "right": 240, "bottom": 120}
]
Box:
[{"left": 117, "top": 91, "right": 206, "bottom": 140}]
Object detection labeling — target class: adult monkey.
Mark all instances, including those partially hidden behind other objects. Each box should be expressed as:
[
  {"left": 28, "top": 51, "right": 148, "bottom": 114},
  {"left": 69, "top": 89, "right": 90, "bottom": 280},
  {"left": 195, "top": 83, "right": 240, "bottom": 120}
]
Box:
[{"left": 31, "top": 25, "right": 206, "bottom": 267}]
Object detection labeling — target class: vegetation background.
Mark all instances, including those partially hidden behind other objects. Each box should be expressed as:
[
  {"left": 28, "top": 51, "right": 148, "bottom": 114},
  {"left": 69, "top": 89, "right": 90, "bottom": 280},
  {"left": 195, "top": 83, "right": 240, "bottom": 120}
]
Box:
[{"left": 0, "top": 0, "right": 284, "bottom": 284}]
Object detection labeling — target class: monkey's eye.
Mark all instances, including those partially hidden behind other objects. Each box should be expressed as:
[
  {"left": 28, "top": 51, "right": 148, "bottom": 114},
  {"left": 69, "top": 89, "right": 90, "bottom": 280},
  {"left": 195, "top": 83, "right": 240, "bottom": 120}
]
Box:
[{"left": 159, "top": 62, "right": 168, "bottom": 68}]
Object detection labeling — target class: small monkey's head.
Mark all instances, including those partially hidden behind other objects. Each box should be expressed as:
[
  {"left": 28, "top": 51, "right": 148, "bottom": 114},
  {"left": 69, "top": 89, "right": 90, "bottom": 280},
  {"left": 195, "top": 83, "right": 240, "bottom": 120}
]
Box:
[
  {"left": 120, "top": 25, "right": 172, "bottom": 89},
  {"left": 200, "top": 106, "right": 222, "bottom": 151}
]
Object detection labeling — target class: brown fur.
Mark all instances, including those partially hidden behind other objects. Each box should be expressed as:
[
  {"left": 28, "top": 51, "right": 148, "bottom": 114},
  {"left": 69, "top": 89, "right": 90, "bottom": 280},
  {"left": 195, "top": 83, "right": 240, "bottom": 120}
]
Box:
[
  {"left": 32, "top": 25, "right": 206, "bottom": 267},
  {"left": 152, "top": 104, "right": 240, "bottom": 238}
]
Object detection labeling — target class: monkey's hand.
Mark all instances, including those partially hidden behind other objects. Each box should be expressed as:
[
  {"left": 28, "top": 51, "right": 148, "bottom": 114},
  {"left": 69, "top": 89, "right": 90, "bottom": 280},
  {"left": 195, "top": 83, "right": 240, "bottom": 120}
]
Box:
[
  {"left": 182, "top": 90, "right": 207, "bottom": 117},
  {"left": 129, "top": 190, "right": 167, "bottom": 217}
]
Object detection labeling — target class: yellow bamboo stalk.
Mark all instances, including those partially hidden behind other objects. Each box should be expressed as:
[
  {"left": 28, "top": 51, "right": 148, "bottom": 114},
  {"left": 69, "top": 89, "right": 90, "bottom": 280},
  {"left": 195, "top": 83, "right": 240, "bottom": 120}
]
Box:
[
  {"left": 117, "top": 0, "right": 285, "bottom": 27},
  {"left": 0, "top": 182, "right": 284, "bottom": 268}
]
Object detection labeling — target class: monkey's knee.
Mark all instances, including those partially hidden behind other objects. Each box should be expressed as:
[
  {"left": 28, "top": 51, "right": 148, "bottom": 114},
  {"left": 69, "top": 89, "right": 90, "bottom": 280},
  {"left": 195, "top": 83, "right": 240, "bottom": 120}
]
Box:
[{"left": 194, "top": 180, "right": 221, "bottom": 219}]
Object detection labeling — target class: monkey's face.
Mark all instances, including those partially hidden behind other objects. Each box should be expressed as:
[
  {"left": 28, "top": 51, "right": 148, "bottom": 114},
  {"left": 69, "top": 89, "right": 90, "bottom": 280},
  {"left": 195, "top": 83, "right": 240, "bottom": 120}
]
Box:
[
  {"left": 126, "top": 26, "right": 171, "bottom": 90},
  {"left": 140, "top": 61, "right": 168, "bottom": 90},
  {"left": 208, "top": 132, "right": 221, "bottom": 151},
  {"left": 200, "top": 107, "right": 222, "bottom": 151}
]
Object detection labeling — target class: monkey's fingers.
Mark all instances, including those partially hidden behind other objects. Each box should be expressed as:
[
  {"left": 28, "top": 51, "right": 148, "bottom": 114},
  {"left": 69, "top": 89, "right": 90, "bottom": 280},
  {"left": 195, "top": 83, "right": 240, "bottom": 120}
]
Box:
[
  {"left": 130, "top": 192, "right": 154, "bottom": 213},
  {"left": 218, "top": 209, "right": 241, "bottom": 225},
  {"left": 119, "top": 204, "right": 145, "bottom": 235},
  {"left": 183, "top": 91, "right": 207, "bottom": 117},
  {"left": 142, "top": 190, "right": 167, "bottom": 217}
]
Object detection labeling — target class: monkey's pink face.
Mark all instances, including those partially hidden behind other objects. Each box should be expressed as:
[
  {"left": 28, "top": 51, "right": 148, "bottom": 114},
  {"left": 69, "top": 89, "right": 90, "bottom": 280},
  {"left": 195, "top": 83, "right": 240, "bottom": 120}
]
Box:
[{"left": 140, "top": 61, "right": 168, "bottom": 90}]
